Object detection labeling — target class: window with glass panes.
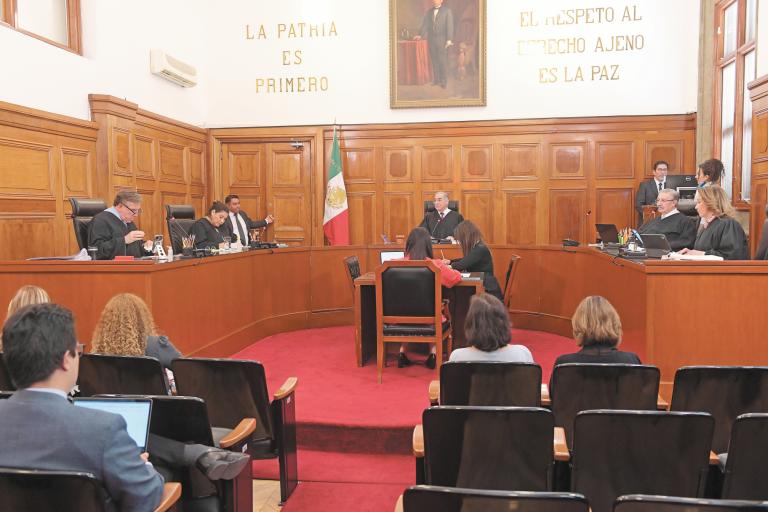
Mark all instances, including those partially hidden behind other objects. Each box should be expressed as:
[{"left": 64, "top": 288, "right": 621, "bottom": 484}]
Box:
[{"left": 0, "top": 0, "right": 81, "bottom": 54}]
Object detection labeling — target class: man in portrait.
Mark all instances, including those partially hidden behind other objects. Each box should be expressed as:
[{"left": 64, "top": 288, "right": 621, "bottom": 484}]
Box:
[{"left": 414, "top": 0, "right": 454, "bottom": 88}]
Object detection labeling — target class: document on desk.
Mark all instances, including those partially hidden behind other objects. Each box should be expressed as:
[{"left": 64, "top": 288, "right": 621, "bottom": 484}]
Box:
[
  {"left": 461, "top": 272, "right": 483, "bottom": 280},
  {"left": 665, "top": 252, "right": 724, "bottom": 261}
]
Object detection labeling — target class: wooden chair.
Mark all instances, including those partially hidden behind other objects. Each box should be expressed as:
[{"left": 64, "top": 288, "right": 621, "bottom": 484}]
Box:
[
  {"left": 375, "top": 260, "right": 452, "bottom": 383},
  {"left": 614, "top": 494, "right": 768, "bottom": 511},
  {"left": 343, "top": 255, "right": 361, "bottom": 299},
  {"left": 398, "top": 485, "right": 589, "bottom": 512},
  {"left": 502, "top": 254, "right": 521, "bottom": 308},
  {"left": 0, "top": 468, "right": 180, "bottom": 512},
  {"left": 571, "top": 410, "right": 714, "bottom": 512},
  {"left": 720, "top": 413, "right": 768, "bottom": 500},
  {"left": 78, "top": 354, "right": 170, "bottom": 396}
]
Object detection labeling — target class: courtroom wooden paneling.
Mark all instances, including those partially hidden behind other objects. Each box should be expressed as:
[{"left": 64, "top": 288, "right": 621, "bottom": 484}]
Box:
[
  {"left": 749, "top": 75, "right": 768, "bottom": 257},
  {"left": 0, "top": 100, "right": 99, "bottom": 259},
  {"left": 89, "top": 94, "right": 208, "bottom": 249}
]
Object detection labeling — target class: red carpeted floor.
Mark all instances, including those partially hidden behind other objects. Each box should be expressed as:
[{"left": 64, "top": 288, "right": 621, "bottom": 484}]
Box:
[{"left": 232, "top": 326, "right": 573, "bottom": 510}]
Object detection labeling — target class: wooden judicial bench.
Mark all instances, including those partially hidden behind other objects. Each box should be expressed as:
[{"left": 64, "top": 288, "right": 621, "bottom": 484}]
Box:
[{"left": 0, "top": 244, "right": 766, "bottom": 397}]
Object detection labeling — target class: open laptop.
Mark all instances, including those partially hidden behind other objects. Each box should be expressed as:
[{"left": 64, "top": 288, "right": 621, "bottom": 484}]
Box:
[
  {"left": 640, "top": 233, "right": 672, "bottom": 258},
  {"left": 74, "top": 397, "right": 152, "bottom": 451},
  {"left": 595, "top": 223, "right": 620, "bottom": 244},
  {"left": 380, "top": 250, "right": 405, "bottom": 263}
]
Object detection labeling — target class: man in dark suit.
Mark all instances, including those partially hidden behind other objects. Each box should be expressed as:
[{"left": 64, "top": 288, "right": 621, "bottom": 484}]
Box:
[
  {"left": 223, "top": 194, "right": 274, "bottom": 246},
  {"left": 414, "top": 0, "right": 454, "bottom": 88},
  {"left": 418, "top": 191, "right": 464, "bottom": 240},
  {"left": 635, "top": 160, "right": 669, "bottom": 225}
]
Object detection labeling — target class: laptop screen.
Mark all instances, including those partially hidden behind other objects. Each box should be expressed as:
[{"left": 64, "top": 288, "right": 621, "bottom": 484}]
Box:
[
  {"left": 595, "top": 223, "right": 620, "bottom": 244},
  {"left": 74, "top": 398, "right": 152, "bottom": 451},
  {"left": 380, "top": 251, "right": 405, "bottom": 264}
]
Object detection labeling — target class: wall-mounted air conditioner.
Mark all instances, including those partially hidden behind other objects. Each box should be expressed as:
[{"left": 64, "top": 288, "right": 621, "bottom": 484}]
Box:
[{"left": 150, "top": 49, "right": 198, "bottom": 88}]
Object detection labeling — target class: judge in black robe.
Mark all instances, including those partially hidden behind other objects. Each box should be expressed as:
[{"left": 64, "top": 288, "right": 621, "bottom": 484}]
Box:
[
  {"left": 87, "top": 197, "right": 152, "bottom": 260},
  {"left": 637, "top": 189, "right": 697, "bottom": 251},
  {"left": 678, "top": 185, "right": 749, "bottom": 260},
  {"left": 190, "top": 202, "right": 230, "bottom": 250}
]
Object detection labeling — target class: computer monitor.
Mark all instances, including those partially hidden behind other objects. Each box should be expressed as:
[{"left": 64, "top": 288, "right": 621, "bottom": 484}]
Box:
[
  {"left": 639, "top": 233, "right": 672, "bottom": 258},
  {"left": 677, "top": 187, "right": 698, "bottom": 200},
  {"left": 665, "top": 174, "right": 697, "bottom": 190},
  {"left": 74, "top": 398, "right": 152, "bottom": 451},
  {"left": 595, "top": 223, "right": 620, "bottom": 244},
  {"left": 380, "top": 251, "right": 405, "bottom": 263}
]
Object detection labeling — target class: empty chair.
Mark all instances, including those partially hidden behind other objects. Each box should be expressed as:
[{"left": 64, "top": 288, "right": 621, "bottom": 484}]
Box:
[
  {"left": 502, "top": 254, "right": 521, "bottom": 308},
  {"left": 721, "top": 413, "right": 768, "bottom": 500},
  {"left": 571, "top": 410, "right": 714, "bottom": 512},
  {"left": 0, "top": 353, "right": 14, "bottom": 391},
  {"left": 343, "top": 255, "right": 361, "bottom": 298},
  {"left": 170, "top": 358, "right": 298, "bottom": 503},
  {"left": 78, "top": 354, "right": 169, "bottom": 396},
  {"left": 614, "top": 494, "right": 768, "bottom": 511},
  {"left": 670, "top": 366, "right": 768, "bottom": 454},
  {"left": 431, "top": 361, "right": 542, "bottom": 407},
  {"left": 165, "top": 204, "right": 196, "bottom": 254},
  {"left": 69, "top": 198, "right": 107, "bottom": 250},
  {"left": 420, "top": 406, "right": 555, "bottom": 491},
  {"left": 551, "top": 364, "right": 660, "bottom": 446},
  {"left": 0, "top": 468, "right": 180, "bottom": 512},
  {"left": 401, "top": 485, "right": 589, "bottom": 512}
]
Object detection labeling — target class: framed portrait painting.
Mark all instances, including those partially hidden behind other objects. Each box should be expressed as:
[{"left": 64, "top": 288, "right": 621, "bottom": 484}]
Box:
[{"left": 390, "top": 0, "right": 486, "bottom": 108}]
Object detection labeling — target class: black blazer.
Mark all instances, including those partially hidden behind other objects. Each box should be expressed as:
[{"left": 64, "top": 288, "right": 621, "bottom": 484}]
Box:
[
  {"left": 450, "top": 243, "right": 503, "bottom": 301},
  {"left": 418, "top": 209, "right": 464, "bottom": 240},
  {"left": 222, "top": 211, "right": 267, "bottom": 243},
  {"left": 87, "top": 210, "right": 150, "bottom": 260},
  {"left": 635, "top": 179, "right": 665, "bottom": 224},
  {"left": 190, "top": 218, "right": 225, "bottom": 250}
]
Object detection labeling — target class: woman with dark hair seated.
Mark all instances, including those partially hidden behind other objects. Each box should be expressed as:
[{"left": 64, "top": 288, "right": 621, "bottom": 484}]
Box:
[
  {"left": 191, "top": 201, "right": 230, "bottom": 250},
  {"left": 553, "top": 295, "right": 640, "bottom": 368},
  {"left": 445, "top": 220, "right": 503, "bottom": 301},
  {"left": 398, "top": 227, "right": 462, "bottom": 369},
  {"left": 449, "top": 293, "right": 532, "bottom": 362}
]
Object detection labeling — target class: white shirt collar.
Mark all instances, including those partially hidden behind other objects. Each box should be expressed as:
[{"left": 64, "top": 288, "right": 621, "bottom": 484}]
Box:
[{"left": 661, "top": 208, "right": 680, "bottom": 220}]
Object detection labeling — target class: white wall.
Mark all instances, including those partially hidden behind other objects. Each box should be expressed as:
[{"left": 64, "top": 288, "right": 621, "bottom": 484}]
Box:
[{"left": 758, "top": 0, "right": 768, "bottom": 78}]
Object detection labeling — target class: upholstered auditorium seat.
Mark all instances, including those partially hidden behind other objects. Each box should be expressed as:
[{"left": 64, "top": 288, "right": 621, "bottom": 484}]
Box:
[
  {"left": 78, "top": 354, "right": 170, "bottom": 396},
  {"left": 720, "top": 413, "right": 768, "bottom": 500},
  {"left": 0, "top": 468, "right": 180, "bottom": 512},
  {"left": 571, "top": 410, "right": 714, "bottom": 512},
  {"left": 614, "top": 494, "right": 768, "bottom": 511},
  {"left": 165, "top": 204, "right": 196, "bottom": 254},
  {"left": 170, "top": 358, "right": 298, "bottom": 503},
  {"left": 428, "top": 361, "right": 542, "bottom": 407},
  {"left": 399, "top": 485, "right": 590, "bottom": 512},
  {"left": 69, "top": 198, "right": 107, "bottom": 250}
]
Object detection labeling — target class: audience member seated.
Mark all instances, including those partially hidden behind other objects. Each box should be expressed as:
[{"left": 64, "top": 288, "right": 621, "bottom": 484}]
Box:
[
  {"left": 445, "top": 221, "right": 503, "bottom": 301},
  {"left": 678, "top": 185, "right": 748, "bottom": 260},
  {"left": 449, "top": 294, "right": 532, "bottom": 363},
  {"left": 191, "top": 201, "right": 229, "bottom": 251},
  {"left": 0, "top": 303, "right": 165, "bottom": 511},
  {"left": 398, "top": 227, "right": 462, "bottom": 369},
  {"left": 88, "top": 189, "right": 154, "bottom": 260},
  {"left": 4, "top": 284, "right": 50, "bottom": 329},
  {"left": 638, "top": 188, "right": 697, "bottom": 251},
  {"left": 552, "top": 296, "right": 640, "bottom": 386}
]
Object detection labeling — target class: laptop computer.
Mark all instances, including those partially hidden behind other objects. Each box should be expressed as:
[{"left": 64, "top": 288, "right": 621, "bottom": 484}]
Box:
[
  {"left": 74, "top": 397, "right": 152, "bottom": 451},
  {"left": 640, "top": 233, "right": 672, "bottom": 258},
  {"left": 380, "top": 251, "right": 405, "bottom": 263},
  {"left": 595, "top": 223, "right": 620, "bottom": 244}
]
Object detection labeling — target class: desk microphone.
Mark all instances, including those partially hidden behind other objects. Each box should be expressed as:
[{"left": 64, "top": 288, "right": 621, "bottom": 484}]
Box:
[
  {"left": 430, "top": 212, "right": 443, "bottom": 237},
  {"left": 169, "top": 218, "right": 190, "bottom": 238},
  {"left": 631, "top": 229, "right": 644, "bottom": 246}
]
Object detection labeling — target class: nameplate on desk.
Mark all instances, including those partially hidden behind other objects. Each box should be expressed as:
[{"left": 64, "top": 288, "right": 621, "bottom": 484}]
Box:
[{"left": 114, "top": 256, "right": 135, "bottom": 261}]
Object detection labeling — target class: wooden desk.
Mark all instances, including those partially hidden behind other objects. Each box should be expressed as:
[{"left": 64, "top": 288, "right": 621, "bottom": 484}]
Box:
[{"left": 353, "top": 271, "right": 484, "bottom": 367}]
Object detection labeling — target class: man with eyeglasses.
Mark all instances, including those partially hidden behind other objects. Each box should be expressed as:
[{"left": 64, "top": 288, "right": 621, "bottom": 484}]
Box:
[
  {"left": 638, "top": 188, "right": 697, "bottom": 251},
  {"left": 88, "top": 189, "right": 154, "bottom": 260},
  {"left": 635, "top": 160, "right": 669, "bottom": 225}
]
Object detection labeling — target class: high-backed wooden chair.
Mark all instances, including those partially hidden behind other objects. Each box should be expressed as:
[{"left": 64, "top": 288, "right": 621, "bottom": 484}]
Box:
[
  {"left": 399, "top": 485, "right": 589, "bottom": 512},
  {"left": 343, "top": 255, "right": 361, "bottom": 298},
  {"left": 503, "top": 254, "right": 521, "bottom": 308},
  {"left": 78, "top": 354, "right": 169, "bottom": 396},
  {"left": 375, "top": 260, "right": 452, "bottom": 383},
  {"left": 69, "top": 198, "right": 107, "bottom": 250},
  {"left": 0, "top": 468, "right": 180, "bottom": 512},
  {"left": 614, "top": 494, "right": 768, "bottom": 512}
]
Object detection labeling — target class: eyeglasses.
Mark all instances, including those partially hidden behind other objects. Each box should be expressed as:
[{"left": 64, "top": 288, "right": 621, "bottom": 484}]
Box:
[
  {"left": 656, "top": 199, "right": 674, "bottom": 203},
  {"left": 121, "top": 203, "right": 142, "bottom": 215}
]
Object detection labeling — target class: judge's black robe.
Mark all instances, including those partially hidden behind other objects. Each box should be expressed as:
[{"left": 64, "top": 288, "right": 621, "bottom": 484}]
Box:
[
  {"left": 418, "top": 209, "right": 464, "bottom": 240},
  {"left": 694, "top": 217, "right": 749, "bottom": 260},
  {"left": 190, "top": 218, "right": 226, "bottom": 250},
  {"left": 87, "top": 210, "right": 150, "bottom": 260},
  {"left": 638, "top": 212, "right": 697, "bottom": 251},
  {"left": 450, "top": 243, "right": 503, "bottom": 301}
]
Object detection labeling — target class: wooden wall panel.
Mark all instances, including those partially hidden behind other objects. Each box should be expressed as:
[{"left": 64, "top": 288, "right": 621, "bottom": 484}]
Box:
[
  {"left": 596, "top": 142, "right": 634, "bottom": 179},
  {"left": 550, "top": 189, "right": 586, "bottom": 244},
  {"left": 749, "top": 76, "right": 768, "bottom": 257},
  {"left": 504, "top": 190, "right": 538, "bottom": 245},
  {"left": 384, "top": 192, "right": 414, "bottom": 240},
  {"left": 502, "top": 143, "right": 539, "bottom": 179},
  {"left": 347, "top": 192, "right": 376, "bottom": 245},
  {"left": 463, "top": 190, "right": 494, "bottom": 238},
  {"left": 595, "top": 188, "right": 634, "bottom": 237}
]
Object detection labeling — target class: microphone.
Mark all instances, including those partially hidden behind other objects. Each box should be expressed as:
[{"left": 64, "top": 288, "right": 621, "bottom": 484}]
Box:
[
  {"left": 169, "top": 217, "right": 190, "bottom": 239},
  {"left": 631, "top": 229, "right": 644, "bottom": 247},
  {"left": 430, "top": 211, "right": 443, "bottom": 237}
]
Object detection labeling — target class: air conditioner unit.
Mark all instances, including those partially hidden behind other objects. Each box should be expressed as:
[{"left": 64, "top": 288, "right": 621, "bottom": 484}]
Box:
[{"left": 150, "top": 49, "right": 198, "bottom": 88}]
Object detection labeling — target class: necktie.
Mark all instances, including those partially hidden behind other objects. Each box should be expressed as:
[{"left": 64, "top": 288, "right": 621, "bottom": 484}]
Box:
[
  {"left": 658, "top": 182, "right": 662, "bottom": 192},
  {"left": 236, "top": 215, "right": 246, "bottom": 244}
]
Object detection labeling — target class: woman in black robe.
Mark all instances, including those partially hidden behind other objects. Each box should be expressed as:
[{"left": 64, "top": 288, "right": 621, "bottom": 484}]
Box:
[
  {"left": 445, "top": 220, "right": 504, "bottom": 301},
  {"left": 190, "top": 201, "right": 229, "bottom": 250},
  {"left": 679, "top": 185, "right": 748, "bottom": 260}
]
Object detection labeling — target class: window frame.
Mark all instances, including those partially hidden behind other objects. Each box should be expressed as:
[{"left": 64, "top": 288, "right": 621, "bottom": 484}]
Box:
[
  {"left": 712, "top": 0, "right": 756, "bottom": 208},
  {"left": 0, "top": 0, "right": 82, "bottom": 54}
]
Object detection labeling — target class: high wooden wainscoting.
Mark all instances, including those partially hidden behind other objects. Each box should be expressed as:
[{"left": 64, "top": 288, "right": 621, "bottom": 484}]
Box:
[
  {"left": 0, "top": 101, "right": 98, "bottom": 259},
  {"left": 89, "top": 95, "right": 208, "bottom": 246},
  {"left": 749, "top": 75, "right": 768, "bottom": 257}
]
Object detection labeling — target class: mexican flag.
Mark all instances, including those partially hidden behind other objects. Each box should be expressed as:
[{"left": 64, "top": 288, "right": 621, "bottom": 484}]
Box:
[{"left": 323, "top": 126, "right": 349, "bottom": 245}]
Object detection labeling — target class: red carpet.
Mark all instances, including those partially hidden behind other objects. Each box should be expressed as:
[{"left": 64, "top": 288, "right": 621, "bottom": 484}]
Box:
[{"left": 280, "top": 482, "right": 405, "bottom": 512}]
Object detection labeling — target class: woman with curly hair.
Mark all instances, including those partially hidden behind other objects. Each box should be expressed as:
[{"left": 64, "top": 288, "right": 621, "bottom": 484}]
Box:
[{"left": 91, "top": 293, "right": 181, "bottom": 369}]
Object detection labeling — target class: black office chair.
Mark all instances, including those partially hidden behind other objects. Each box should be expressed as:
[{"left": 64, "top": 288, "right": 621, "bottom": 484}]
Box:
[
  {"left": 614, "top": 494, "right": 768, "bottom": 511},
  {"left": 343, "top": 255, "right": 361, "bottom": 298},
  {"left": 402, "top": 485, "right": 590, "bottom": 512},
  {"left": 430, "top": 361, "right": 542, "bottom": 407},
  {"left": 424, "top": 200, "right": 460, "bottom": 214},
  {"left": 670, "top": 366, "right": 768, "bottom": 454},
  {"left": 571, "top": 410, "right": 714, "bottom": 512},
  {"left": 0, "top": 353, "right": 14, "bottom": 391},
  {"left": 78, "top": 354, "right": 170, "bottom": 396},
  {"left": 551, "top": 364, "right": 660, "bottom": 447},
  {"left": 165, "top": 205, "right": 196, "bottom": 254},
  {"left": 419, "top": 406, "right": 555, "bottom": 491},
  {"left": 0, "top": 468, "right": 180, "bottom": 512},
  {"left": 720, "top": 413, "right": 768, "bottom": 500},
  {"left": 69, "top": 198, "right": 107, "bottom": 250},
  {"left": 170, "top": 358, "right": 298, "bottom": 504}
]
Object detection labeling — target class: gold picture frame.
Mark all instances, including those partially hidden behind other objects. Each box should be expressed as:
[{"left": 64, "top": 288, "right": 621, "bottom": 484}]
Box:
[{"left": 390, "top": 0, "right": 486, "bottom": 108}]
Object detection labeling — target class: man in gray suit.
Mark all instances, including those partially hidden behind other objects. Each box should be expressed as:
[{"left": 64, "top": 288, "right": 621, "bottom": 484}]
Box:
[
  {"left": 414, "top": 0, "right": 454, "bottom": 88},
  {"left": 0, "top": 303, "right": 164, "bottom": 511},
  {"left": 635, "top": 160, "right": 669, "bottom": 225}
]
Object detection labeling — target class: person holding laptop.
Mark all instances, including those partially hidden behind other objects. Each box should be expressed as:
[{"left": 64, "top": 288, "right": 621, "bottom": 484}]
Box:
[
  {"left": 418, "top": 191, "right": 464, "bottom": 240},
  {"left": 638, "top": 188, "right": 697, "bottom": 251}
]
